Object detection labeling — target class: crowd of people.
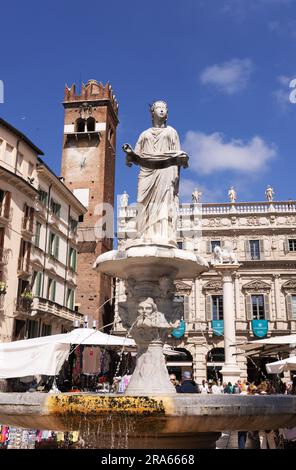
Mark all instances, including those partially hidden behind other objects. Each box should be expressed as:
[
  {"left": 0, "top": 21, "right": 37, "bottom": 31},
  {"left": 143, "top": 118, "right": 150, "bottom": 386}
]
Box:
[
  {"left": 169, "top": 374, "right": 296, "bottom": 397},
  {"left": 169, "top": 372, "right": 296, "bottom": 449}
]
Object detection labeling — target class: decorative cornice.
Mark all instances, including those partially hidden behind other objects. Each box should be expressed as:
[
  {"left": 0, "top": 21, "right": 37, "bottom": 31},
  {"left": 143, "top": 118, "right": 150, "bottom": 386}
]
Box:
[
  {"left": 282, "top": 280, "right": 296, "bottom": 293},
  {"left": 242, "top": 280, "right": 271, "bottom": 292},
  {"left": 203, "top": 280, "right": 223, "bottom": 293},
  {"left": 174, "top": 281, "right": 192, "bottom": 295}
]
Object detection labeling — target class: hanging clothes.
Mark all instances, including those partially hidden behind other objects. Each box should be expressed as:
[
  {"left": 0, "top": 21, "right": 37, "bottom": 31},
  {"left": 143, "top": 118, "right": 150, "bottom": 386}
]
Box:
[
  {"left": 100, "top": 350, "right": 111, "bottom": 374},
  {"left": 82, "top": 346, "right": 101, "bottom": 374}
]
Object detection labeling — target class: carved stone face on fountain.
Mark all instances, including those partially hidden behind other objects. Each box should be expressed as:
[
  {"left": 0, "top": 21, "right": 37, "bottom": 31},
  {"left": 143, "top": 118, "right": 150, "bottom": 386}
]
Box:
[{"left": 135, "top": 297, "right": 173, "bottom": 329}]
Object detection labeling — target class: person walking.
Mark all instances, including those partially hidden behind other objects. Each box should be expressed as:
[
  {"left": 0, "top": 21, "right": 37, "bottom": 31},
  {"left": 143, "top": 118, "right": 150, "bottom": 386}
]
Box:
[{"left": 176, "top": 371, "right": 199, "bottom": 393}]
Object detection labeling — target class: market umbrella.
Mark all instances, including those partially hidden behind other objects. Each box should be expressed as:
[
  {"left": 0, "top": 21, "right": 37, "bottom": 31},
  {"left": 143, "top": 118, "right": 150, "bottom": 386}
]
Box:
[{"left": 266, "top": 356, "right": 296, "bottom": 374}]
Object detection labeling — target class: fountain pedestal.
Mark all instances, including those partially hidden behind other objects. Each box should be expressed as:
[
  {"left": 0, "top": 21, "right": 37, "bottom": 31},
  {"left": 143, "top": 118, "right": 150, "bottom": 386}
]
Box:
[{"left": 94, "top": 243, "right": 208, "bottom": 395}]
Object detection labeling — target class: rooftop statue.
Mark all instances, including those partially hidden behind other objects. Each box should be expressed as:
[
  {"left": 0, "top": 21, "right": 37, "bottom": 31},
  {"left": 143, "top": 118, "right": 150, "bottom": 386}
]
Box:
[
  {"left": 265, "top": 185, "right": 274, "bottom": 202},
  {"left": 123, "top": 101, "right": 188, "bottom": 246}
]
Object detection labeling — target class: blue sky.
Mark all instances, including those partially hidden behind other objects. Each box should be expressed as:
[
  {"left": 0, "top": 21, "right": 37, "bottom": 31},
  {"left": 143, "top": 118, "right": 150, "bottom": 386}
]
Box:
[{"left": 1, "top": 0, "right": 296, "bottom": 204}]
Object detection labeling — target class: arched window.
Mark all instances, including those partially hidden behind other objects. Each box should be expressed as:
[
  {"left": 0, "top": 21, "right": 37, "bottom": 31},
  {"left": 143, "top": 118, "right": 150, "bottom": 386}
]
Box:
[
  {"left": 207, "top": 348, "right": 225, "bottom": 362},
  {"left": 86, "top": 117, "right": 95, "bottom": 132},
  {"left": 75, "top": 118, "right": 85, "bottom": 133}
]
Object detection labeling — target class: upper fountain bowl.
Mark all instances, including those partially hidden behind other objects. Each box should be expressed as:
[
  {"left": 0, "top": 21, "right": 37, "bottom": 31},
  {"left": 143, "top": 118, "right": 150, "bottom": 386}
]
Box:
[{"left": 93, "top": 244, "right": 209, "bottom": 280}]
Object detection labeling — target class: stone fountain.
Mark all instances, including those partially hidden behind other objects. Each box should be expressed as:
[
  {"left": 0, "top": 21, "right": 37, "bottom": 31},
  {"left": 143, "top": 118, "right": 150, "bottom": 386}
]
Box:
[
  {"left": 1, "top": 101, "right": 296, "bottom": 449},
  {"left": 94, "top": 100, "right": 208, "bottom": 395}
]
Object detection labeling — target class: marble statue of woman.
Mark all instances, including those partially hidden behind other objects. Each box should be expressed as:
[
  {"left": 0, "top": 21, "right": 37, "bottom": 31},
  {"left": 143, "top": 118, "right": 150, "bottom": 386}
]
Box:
[{"left": 123, "top": 101, "right": 188, "bottom": 246}]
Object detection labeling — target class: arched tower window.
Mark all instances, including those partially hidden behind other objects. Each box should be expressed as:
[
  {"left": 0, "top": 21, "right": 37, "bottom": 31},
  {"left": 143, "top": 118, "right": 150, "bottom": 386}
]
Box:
[
  {"left": 87, "top": 117, "right": 95, "bottom": 132},
  {"left": 76, "top": 118, "right": 86, "bottom": 133}
]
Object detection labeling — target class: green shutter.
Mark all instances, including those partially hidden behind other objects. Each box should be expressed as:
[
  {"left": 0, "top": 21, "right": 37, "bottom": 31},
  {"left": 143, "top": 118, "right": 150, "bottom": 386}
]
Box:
[
  {"left": 245, "top": 240, "right": 251, "bottom": 260},
  {"left": 51, "top": 280, "right": 56, "bottom": 302},
  {"left": 48, "top": 233, "right": 54, "bottom": 255},
  {"left": 35, "top": 222, "right": 41, "bottom": 247},
  {"left": 259, "top": 239, "right": 265, "bottom": 261},
  {"left": 245, "top": 294, "right": 253, "bottom": 320},
  {"left": 73, "top": 249, "right": 77, "bottom": 271},
  {"left": 68, "top": 289, "right": 74, "bottom": 310},
  {"left": 264, "top": 294, "right": 270, "bottom": 320},
  {"left": 205, "top": 295, "right": 212, "bottom": 320},
  {"left": 286, "top": 294, "right": 293, "bottom": 320},
  {"left": 35, "top": 272, "right": 42, "bottom": 297},
  {"left": 183, "top": 295, "right": 190, "bottom": 321},
  {"left": 54, "top": 236, "right": 59, "bottom": 259},
  {"left": 284, "top": 238, "right": 290, "bottom": 254}
]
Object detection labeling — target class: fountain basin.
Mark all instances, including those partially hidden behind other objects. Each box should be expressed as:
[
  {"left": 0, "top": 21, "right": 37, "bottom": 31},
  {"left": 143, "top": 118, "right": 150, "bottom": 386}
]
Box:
[{"left": 1, "top": 393, "right": 296, "bottom": 448}]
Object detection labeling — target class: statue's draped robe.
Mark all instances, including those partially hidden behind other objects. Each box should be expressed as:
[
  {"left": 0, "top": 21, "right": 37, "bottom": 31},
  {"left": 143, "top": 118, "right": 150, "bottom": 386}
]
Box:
[{"left": 134, "top": 126, "right": 181, "bottom": 245}]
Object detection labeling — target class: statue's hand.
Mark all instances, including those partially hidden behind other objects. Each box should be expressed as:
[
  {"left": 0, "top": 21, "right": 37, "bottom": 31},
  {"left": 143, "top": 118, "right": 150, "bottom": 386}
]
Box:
[
  {"left": 123, "top": 144, "right": 135, "bottom": 167},
  {"left": 179, "top": 152, "right": 189, "bottom": 169},
  {"left": 122, "top": 143, "right": 133, "bottom": 154}
]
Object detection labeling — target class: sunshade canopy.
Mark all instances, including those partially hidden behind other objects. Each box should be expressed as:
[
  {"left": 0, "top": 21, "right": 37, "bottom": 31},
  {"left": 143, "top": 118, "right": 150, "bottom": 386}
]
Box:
[
  {"left": 266, "top": 356, "right": 296, "bottom": 374},
  {"left": 0, "top": 328, "right": 135, "bottom": 379}
]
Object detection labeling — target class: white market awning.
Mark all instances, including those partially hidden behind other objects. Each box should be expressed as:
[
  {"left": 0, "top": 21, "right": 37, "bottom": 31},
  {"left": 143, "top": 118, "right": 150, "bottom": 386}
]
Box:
[
  {"left": 266, "top": 356, "right": 296, "bottom": 374},
  {"left": 0, "top": 328, "right": 135, "bottom": 379},
  {"left": 235, "top": 334, "right": 296, "bottom": 357}
]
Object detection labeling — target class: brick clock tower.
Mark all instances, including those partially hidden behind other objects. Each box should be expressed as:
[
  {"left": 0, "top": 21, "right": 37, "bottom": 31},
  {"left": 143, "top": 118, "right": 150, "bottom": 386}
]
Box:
[{"left": 61, "top": 79, "right": 119, "bottom": 327}]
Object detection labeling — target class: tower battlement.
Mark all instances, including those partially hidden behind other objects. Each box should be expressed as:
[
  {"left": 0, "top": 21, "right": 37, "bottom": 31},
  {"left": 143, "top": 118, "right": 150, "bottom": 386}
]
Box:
[{"left": 64, "top": 79, "right": 119, "bottom": 114}]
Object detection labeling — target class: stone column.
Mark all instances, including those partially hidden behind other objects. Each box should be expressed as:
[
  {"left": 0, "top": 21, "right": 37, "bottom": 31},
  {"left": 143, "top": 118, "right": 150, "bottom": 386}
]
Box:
[
  {"left": 234, "top": 273, "right": 240, "bottom": 319},
  {"left": 273, "top": 274, "right": 281, "bottom": 320},
  {"left": 213, "top": 263, "right": 242, "bottom": 384}
]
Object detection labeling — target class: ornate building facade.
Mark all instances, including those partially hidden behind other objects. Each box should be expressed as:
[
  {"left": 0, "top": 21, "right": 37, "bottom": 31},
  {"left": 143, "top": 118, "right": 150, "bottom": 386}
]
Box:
[
  {"left": 115, "top": 196, "right": 296, "bottom": 384},
  {"left": 0, "top": 118, "right": 86, "bottom": 342}
]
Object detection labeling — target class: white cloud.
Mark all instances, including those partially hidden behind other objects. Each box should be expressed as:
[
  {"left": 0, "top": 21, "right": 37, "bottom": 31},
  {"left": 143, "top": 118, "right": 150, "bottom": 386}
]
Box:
[
  {"left": 183, "top": 131, "right": 277, "bottom": 175},
  {"left": 200, "top": 59, "right": 253, "bottom": 95},
  {"left": 273, "top": 75, "right": 293, "bottom": 111}
]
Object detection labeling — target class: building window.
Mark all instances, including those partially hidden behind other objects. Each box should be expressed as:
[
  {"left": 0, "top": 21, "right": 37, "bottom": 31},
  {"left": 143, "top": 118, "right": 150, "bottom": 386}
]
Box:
[
  {"left": 35, "top": 222, "right": 41, "bottom": 248},
  {"left": 251, "top": 294, "right": 265, "bottom": 320},
  {"left": 68, "top": 247, "right": 77, "bottom": 271},
  {"left": 27, "top": 320, "right": 39, "bottom": 339},
  {"left": 211, "top": 240, "right": 221, "bottom": 252},
  {"left": 67, "top": 288, "right": 74, "bottom": 310},
  {"left": 177, "top": 241, "right": 183, "bottom": 249},
  {"left": 4, "top": 144, "right": 13, "bottom": 164},
  {"left": 48, "top": 232, "right": 59, "bottom": 259},
  {"left": 288, "top": 240, "right": 296, "bottom": 252},
  {"left": 174, "top": 296, "right": 185, "bottom": 318},
  {"left": 212, "top": 295, "right": 223, "bottom": 320},
  {"left": 87, "top": 117, "right": 95, "bottom": 132},
  {"left": 17, "top": 152, "right": 23, "bottom": 173},
  {"left": 33, "top": 271, "right": 42, "bottom": 297},
  {"left": 28, "top": 162, "right": 34, "bottom": 177},
  {"left": 69, "top": 216, "right": 78, "bottom": 232},
  {"left": 75, "top": 118, "right": 85, "bottom": 133},
  {"left": 38, "top": 188, "right": 48, "bottom": 206},
  {"left": 47, "top": 278, "right": 56, "bottom": 302},
  {"left": 249, "top": 240, "right": 260, "bottom": 260},
  {"left": 50, "top": 199, "right": 61, "bottom": 217},
  {"left": 41, "top": 323, "right": 52, "bottom": 337},
  {"left": 292, "top": 295, "right": 296, "bottom": 320}
]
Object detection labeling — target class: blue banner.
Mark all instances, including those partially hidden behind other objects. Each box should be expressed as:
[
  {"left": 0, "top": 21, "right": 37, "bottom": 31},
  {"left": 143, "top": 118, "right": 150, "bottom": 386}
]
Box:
[
  {"left": 171, "top": 320, "right": 186, "bottom": 339},
  {"left": 212, "top": 320, "right": 224, "bottom": 336},
  {"left": 251, "top": 319, "right": 268, "bottom": 338}
]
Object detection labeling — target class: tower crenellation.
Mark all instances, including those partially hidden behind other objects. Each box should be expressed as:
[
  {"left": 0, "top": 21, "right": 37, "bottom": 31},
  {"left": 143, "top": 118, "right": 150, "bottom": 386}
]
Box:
[{"left": 64, "top": 80, "right": 119, "bottom": 114}]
